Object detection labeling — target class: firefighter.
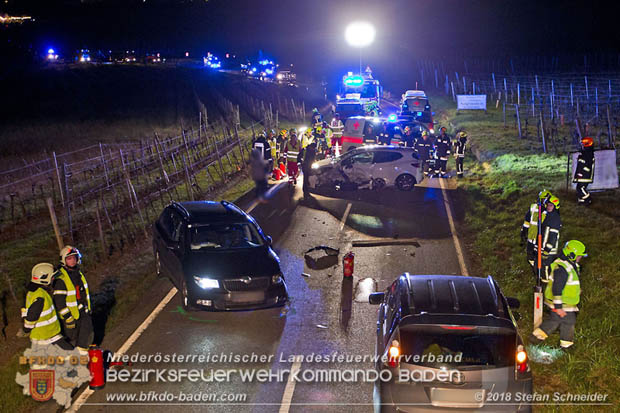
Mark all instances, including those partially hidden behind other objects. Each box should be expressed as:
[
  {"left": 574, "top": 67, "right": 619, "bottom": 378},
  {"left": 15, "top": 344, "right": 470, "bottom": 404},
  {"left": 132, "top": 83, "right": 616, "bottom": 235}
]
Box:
[
  {"left": 521, "top": 190, "right": 553, "bottom": 278},
  {"left": 401, "top": 126, "right": 415, "bottom": 148},
  {"left": 53, "top": 246, "right": 93, "bottom": 354},
  {"left": 253, "top": 132, "right": 273, "bottom": 172},
  {"left": 285, "top": 130, "right": 301, "bottom": 185},
  {"left": 453, "top": 131, "right": 468, "bottom": 178},
  {"left": 573, "top": 136, "right": 595, "bottom": 205},
  {"left": 311, "top": 108, "right": 322, "bottom": 127},
  {"left": 529, "top": 240, "right": 587, "bottom": 350},
  {"left": 330, "top": 113, "right": 344, "bottom": 149},
  {"left": 433, "top": 127, "right": 451, "bottom": 177},
  {"left": 377, "top": 122, "right": 392, "bottom": 145},
  {"left": 534, "top": 195, "right": 562, "bottom": 283},
  {"left": 17, "top": 263, "right": 73, "bottom": 349},
  {"left": 414, "top": 130, "right": 433, "bottom": 177}
]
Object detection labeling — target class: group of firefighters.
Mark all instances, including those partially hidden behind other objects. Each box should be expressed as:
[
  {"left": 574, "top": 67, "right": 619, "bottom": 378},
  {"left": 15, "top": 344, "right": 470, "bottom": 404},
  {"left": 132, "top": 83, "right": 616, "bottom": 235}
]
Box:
[
  {"left": 250, "top": 109, "right": 473, "bottom": 200},
  {"left": 17, "top": 246, "right": 93, "bottom": 354},
  {"left": 522, "top": 137, "right": 596, "bottom": 350}
]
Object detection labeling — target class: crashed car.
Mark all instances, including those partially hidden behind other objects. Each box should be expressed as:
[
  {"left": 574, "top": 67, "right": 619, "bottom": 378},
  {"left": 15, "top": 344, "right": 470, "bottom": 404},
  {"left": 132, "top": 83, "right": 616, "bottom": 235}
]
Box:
[{"left": 308, "top": 146, "right": 423, "bottom": 191}]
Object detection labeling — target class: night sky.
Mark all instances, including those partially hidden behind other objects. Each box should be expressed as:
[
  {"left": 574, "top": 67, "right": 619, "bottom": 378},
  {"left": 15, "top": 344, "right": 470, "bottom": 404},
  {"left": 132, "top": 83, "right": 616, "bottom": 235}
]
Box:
[{"left": 2, "top": 0, "right": 617, "bottom": 77}]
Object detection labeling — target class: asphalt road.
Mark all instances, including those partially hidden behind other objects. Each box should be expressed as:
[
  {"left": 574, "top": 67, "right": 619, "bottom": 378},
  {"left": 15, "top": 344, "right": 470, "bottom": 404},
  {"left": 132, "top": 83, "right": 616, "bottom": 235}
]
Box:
[{"left": 72, "top": 174, "right": 466, "bottom": 413}]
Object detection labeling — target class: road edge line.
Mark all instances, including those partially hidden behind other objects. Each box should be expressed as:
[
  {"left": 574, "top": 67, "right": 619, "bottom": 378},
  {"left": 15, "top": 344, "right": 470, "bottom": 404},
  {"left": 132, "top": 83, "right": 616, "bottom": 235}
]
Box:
[
  {"left": 278, "top": 355, "right": 303, "bottom": 413},
  {"left": 68, "top": 286, "right": 178, "bottom": 412},
  {"left": 438, "top": 178, "right": 469, "bottom": 276}
]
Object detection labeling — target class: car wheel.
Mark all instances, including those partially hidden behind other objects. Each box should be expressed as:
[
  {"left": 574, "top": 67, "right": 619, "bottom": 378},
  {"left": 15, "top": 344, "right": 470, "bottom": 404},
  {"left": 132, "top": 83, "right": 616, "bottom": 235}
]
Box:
[
  {"left": 181, "top": 278, "right": 195, "bottom": 312},
  {"left": 396, "top": 174, "right": 416, "bottom": 191},
  {"left": 155, "top": 251, "right": 162, "bottom": 277},
  {"left": 372, "top": 178, "right": 386, "bottom": 190}
]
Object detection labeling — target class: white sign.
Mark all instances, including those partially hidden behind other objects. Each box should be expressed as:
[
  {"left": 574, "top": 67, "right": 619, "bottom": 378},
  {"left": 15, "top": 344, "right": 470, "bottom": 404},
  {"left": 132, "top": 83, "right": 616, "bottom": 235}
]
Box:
[
  {"left": 570, "top": 149, "right": 619, "bottom": 190},
  {"left": 457, "top": 95, "right": 487, "bottom": 111}
]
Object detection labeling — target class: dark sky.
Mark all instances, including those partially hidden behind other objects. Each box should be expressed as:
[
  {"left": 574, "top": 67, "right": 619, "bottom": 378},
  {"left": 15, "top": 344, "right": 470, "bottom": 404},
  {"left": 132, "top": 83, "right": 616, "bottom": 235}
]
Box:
[{"left": 3, "top": 0, "right": 618, "bottom": 78}]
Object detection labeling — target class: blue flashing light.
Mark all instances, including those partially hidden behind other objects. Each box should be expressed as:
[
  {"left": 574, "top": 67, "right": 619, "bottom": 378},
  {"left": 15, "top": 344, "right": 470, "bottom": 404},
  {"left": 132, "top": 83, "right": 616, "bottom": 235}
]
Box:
[
  {"left": 417, "top": 112, "right": 422, "bottom": 116},
  {"left": 343, "top": 75, "right": 364, "bottom": 87},
  {"left": 265, "top": 68, "right": 274, "bottom": 75},
  {"left": 251, "top": 67, "right": 257, "bottom": 72},
  {"left": 387, "top": 114, "right": 398, "bottom": 122}
]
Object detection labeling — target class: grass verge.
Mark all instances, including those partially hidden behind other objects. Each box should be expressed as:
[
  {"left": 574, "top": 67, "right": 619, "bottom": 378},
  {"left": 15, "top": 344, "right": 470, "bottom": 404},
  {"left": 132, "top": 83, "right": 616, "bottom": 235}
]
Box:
[{"left": 431, "top": 91, "right": 620, "bottom": 412}]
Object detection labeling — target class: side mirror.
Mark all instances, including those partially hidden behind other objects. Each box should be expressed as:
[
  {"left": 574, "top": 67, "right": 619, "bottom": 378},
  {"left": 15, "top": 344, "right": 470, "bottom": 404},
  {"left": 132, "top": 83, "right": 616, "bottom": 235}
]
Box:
[
  {"left": 369, "top": 292, "right": 385, "bottom": 305},
  {"left": 265, "top": 235, "right": 273, "bottom": 245},
  {"left": 506, "top": 297, "right": 520, "bottom": 309}
]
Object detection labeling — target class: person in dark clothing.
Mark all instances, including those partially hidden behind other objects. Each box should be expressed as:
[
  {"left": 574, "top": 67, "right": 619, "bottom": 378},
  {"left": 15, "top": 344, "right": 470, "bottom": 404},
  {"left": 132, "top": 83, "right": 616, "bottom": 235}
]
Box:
[
  {"left": 53, "top": 246, "right": 93, "bottom": 354},
  {"left": 253, "top": 132, "right": 273, "bottom": 172},
  {"left": 401, "top": 126, "right": 415, "bottom": 148},
  {"left": 573, "top": 137, "right": 595, "bottom": 205},
  {"left": 433, "top": 127, "right": 451, "bottom": 177},
  {"left": 18, "top": 263, "right": 73, "bottom": 349},
  {"left": 453, "top": 131, "right": 468, "bottom": 178},
  {"left": 250, "top": 148, "right": 269, "bottom": 200},
  {"left": 377, "top": 122, "right": 392, "bottom": 145},
  {"left": 534, "top": 196, "right": 562, "bottom": 283},
  {"left": 301, "top": 141, "right": 317, "bottom": 198},
  {"left": 414, "top": 130, "right": 433, "bottom": 177}
]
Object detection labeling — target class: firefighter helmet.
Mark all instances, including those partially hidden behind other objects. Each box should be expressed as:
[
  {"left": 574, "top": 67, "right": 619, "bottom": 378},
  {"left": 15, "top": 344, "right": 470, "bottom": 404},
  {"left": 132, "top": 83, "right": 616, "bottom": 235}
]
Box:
[
  {"left": 581, "top": 137, "right": 594, "bottom": 147},
  {"left": 60, "top": 245, "right": 82, "bottom": 266},
  {"left": 31, "top": 263, "right": 56, "bottom": 286},
  {"left": 458, "top": 131, "right": 468, "bottom": 139},
  {"left": 563, "top": 240, "right": 587, "bottom": 260},
  {"left": 289, "top": 128, "right": 296, "bottom": 135},
  {"left": 538, "top": 189, "right": 552, "bottom": 202},
  {"left": 547, "top": 195, "right": 560, "bottom": 210},
  {"left": 421, "top": 130, "right": 428, "bottom": 137},
  {"left": 440, "top": 126, "right": 447, "bottom": 133}
]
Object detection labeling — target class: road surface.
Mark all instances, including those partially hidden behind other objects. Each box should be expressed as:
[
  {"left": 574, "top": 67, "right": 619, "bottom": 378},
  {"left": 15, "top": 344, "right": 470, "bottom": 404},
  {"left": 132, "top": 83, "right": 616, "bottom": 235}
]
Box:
[{"left": 68, "top": 174, "right": 467, "bottom": 413}]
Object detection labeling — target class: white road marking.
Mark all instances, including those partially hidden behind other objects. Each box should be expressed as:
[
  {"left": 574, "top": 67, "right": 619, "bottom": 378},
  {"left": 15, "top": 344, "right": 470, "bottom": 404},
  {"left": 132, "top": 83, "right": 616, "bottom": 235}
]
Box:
[
  {"left": 340, "top": 203, "right": 352, "bottom": 231},
  {"left": 247, "top": 181, "right": 288, "bottom": 213},
  {"left": 267, "top": 209, "right": 278, "bottom": 219},
  {"left": 438, "top": 178, "right": 469, "bottom": 276},
  {"left": 68, "top": 286, "right": 178, "bottom": 412},
  {"left": 278, "top": 355, "right": 303, "bottom": 413}
]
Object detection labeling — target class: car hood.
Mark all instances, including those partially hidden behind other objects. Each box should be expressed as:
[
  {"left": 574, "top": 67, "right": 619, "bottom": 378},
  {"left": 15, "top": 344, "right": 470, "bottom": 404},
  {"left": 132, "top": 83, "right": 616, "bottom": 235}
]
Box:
[
  {"left": 183, "top": 247, "right": 280, "bottom": 279},
  {"left": 313, "top": 157, "right": 339, "bottom": 171}
]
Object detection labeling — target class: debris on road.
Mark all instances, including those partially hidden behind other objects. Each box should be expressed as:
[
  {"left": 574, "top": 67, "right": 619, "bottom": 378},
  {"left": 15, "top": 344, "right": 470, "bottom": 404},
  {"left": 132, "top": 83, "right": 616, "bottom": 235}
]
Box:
[
  {"left": 354, "top": 278, "right": 377, "bottom": 303},
  {"left": 352, "top": 238, "right": 421, "bottom": 248},
  {"left": 301, "top": 272, "right": 311, "bottom": 278},
  {"left": 304, "top": 245, "right": 340, "bottom": 269},
  {"left": 316, "top": 324, "right": 328, "bottom": 329}
]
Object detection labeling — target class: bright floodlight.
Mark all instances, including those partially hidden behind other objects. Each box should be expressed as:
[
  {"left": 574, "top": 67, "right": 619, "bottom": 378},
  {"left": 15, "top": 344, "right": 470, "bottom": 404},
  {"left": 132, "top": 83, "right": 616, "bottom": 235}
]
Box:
[{"left": 345, "top": 21, "right": 376, "bottom": 48}]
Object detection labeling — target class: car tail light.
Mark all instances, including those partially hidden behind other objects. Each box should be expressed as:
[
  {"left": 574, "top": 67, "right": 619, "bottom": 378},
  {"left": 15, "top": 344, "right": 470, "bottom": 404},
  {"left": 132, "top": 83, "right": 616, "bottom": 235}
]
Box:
[
  {"left": 387, "top": 340, "right": 400, "bottom": 368},
  {"left": 515, "top": 345, "right": 530, "bottom": 377}
]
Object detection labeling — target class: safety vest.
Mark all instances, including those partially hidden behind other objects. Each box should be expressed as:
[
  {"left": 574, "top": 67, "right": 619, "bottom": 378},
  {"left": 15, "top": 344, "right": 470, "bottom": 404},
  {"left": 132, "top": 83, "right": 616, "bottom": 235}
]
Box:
[
  {"left": 286, "top": 141, "right": 300, "bottom": 162},
  {"left": 269, "top": 138, "right": 278, "bottom": 160},
  {"left": 545, "top": 258, "right": 580, "bottom": 311},
  {"left": 526, "top": 203, "right": 546, "bottom": 243},
  {"left": 55, "top": 268, "right": 91, "bottom": 320},
  {"left": 24, "top": 288, "right": 61, "bottom": 343},
  {"left": 330, "top": 119, "right": 344, "bottom": 137}
]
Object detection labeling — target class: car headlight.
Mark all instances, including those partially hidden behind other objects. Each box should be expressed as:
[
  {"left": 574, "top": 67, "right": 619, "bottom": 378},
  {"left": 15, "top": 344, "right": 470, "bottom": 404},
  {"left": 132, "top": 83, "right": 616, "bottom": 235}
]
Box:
[
  {"left": 272, "top": 273, "right": 284, "bottom": 284},
  {"left": 193, "top": 276, "right": 219, "bottom": 289},
  {"left": 311, "top": 162, "right": 320, "bottom": 169}
]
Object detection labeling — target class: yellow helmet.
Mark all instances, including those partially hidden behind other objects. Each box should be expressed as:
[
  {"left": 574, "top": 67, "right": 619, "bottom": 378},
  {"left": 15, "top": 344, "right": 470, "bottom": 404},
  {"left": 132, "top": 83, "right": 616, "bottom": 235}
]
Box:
[{"left": 421, "top": 130, "right": 428, "bottom": 137}]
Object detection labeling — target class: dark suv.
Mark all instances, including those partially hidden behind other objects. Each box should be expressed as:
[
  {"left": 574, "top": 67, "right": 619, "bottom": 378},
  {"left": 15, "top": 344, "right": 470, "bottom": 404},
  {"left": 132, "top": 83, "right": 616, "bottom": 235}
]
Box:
[
  {"left": 152, "top": 201, "right": 288, "bottom": 311},
  {"left": 369, "top": 274, "right": 532, "bottom": 413}
]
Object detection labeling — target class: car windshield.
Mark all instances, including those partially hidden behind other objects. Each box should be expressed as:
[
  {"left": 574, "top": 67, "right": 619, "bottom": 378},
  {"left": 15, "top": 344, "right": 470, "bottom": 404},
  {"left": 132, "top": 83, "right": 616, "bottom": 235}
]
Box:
[
  {"left": 398, "top": 325, "right": 516, "bottom": 369},
  {"left": 190, "top": 222, "right": 264, "bottom": 250}
]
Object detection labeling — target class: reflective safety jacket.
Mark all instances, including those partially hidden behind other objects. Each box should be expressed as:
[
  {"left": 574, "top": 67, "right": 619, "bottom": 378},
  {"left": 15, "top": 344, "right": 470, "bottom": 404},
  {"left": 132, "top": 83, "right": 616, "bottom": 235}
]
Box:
[
  {"left": 545, "top": 255, "right": 580, "bottom": 311},
  {"left": 414, "top": 137, "right": 433, "bottom": 161},
  {"left": 573, "top": 147, "right": 595, "bottom": 183},
  {"left": 23, "top": 286, "right": 62, "bottom": 344},
  {"left": 536, "top": 209, "right": 561, "bottom": 257},
  {"left": 330, "top": 119, "right": 344, "bottom": 137},
  {"left": 523, "top": 203, "right": 545, "bottom": 244},
  {"left": 285, "top": 139, "right": 301, "bottom": 163},
  {"left": 53, "top": 267, "right": 91, "bottom": 322}
]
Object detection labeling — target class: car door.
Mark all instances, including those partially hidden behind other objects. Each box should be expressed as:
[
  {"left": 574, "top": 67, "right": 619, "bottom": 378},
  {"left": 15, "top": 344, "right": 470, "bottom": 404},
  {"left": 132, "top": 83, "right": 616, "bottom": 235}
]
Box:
[
  {"left": 341, "top": 151, "right": 374, "bottom": 184},
  {"left": 167, "top": 211, "right": 186, "bottom": 287},
  {"left": 372, "top": 150, "right": 404, "bottom": 184}
]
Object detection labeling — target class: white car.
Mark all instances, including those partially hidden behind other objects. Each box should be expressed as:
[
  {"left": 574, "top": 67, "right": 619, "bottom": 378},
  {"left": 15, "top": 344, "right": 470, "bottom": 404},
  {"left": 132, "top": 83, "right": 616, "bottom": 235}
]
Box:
[{"left": 309, "top": 146, "right": 423, "bottom": 191}]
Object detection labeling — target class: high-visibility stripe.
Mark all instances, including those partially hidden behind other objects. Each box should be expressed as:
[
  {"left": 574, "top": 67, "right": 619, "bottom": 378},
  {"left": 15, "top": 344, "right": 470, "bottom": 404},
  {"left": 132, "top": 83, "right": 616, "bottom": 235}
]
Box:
[
  {"left": 35, "top": 315, "right": 58, "bottom": 328},
  {"left": 66, "top": 302, "right": 78, "bottom": 307},
  {"left": 21, "top": 308, "right": 27, "bottom": 317},
  {"left": 53, "top": 290, "right": 67, "bottom": 295},
  {"left": 39, "top": 307, "right": 54, "bottom": 317},
  {"left": 24, "top": 321, "right": 35, "bottom": 328},
  {"left": 59, "top": 308, "right": 70, "bottom": 315},
  {"left": 31, "top": 334, "right": 62, "bottom": 345}
]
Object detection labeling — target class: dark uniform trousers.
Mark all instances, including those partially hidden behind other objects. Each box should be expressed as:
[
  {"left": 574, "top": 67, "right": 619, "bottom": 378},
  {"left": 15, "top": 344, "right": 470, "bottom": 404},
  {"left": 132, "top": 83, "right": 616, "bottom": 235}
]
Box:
[{"left": 539, "top": 310, "right": 576, "bottom": 344}]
